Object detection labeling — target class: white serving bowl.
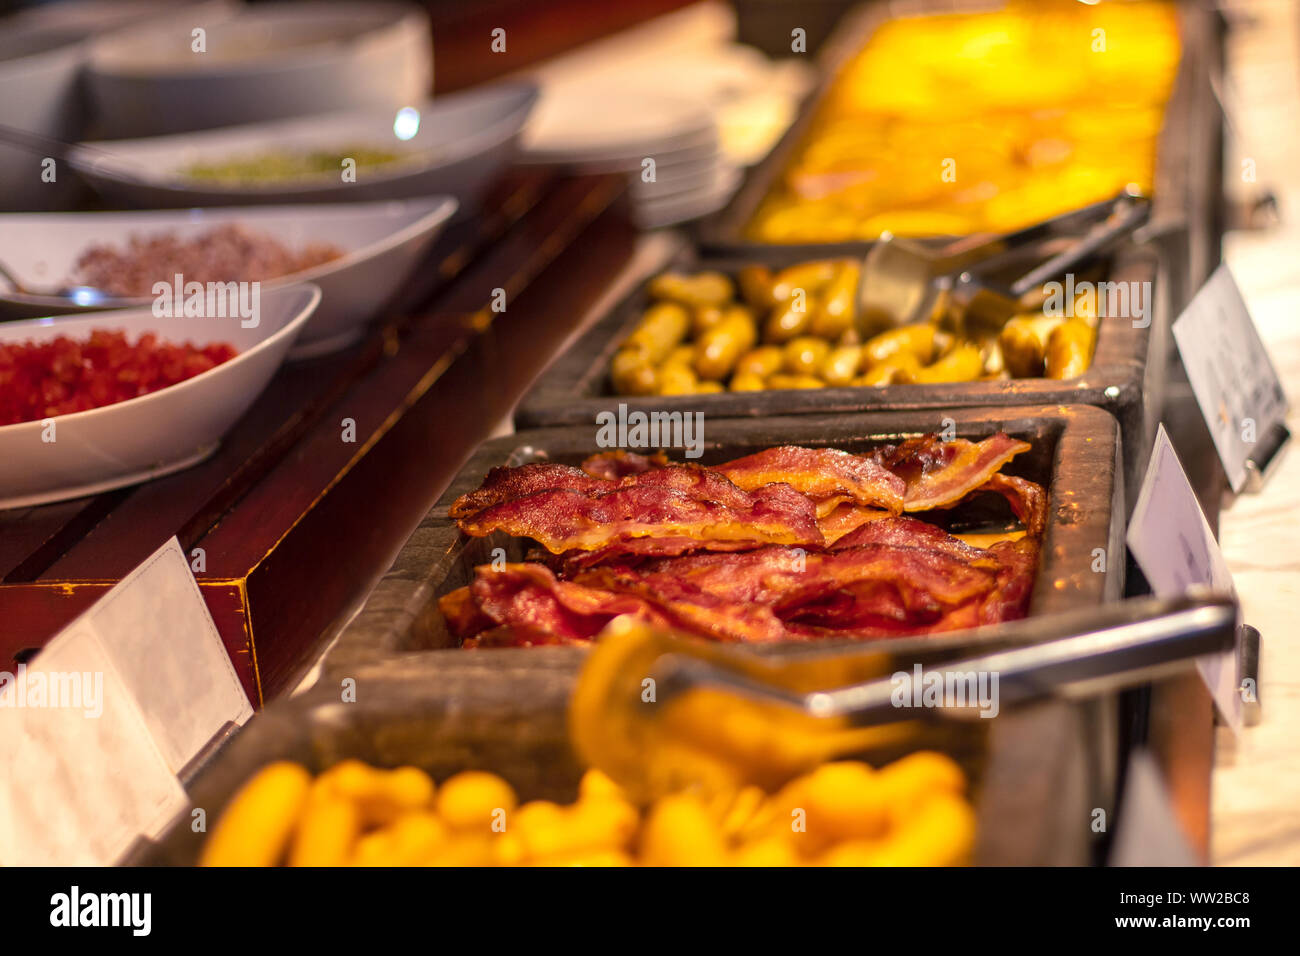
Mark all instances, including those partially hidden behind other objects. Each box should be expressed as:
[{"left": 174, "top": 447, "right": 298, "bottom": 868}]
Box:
[
  {"left": 68, "top": 83, "right": 538, "bottom": 212},
  {"left": 0, "top": 284, "right": 320, "bottom": 508},
  {"left": 85, "top": 1, "right": 432, "bottom": 139},
  {"left": 0, "top": 0, "right": 237, "bottom": 211},
  {"left": 0, "top": 196, "right": 457, "bottom": 356}
]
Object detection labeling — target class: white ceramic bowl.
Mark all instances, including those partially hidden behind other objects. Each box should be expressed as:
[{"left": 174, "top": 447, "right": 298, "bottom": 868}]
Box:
[
  {"left": 0, "top": 0, "right": 236, "bottom": 211},
  {"left": 85, "top": 1, "right": 432, "bottom": 139},
  {"left": 0, "top": 284, "right": 320, "bottom": 508},
  {"left": 68, "top": 83, "right": 538, "bottom": 212},
  {"left": 0, "top": 196, "right": 458, "bottom": 356}
]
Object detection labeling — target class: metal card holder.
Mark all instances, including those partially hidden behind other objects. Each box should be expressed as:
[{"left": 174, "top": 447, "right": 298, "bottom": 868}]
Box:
[
  {"left": 1243, "top": 421, "right": 1291, "bottom": 494},
  {"left": 1237, "top": 624, "right": 1262, "bottom": 727},
  {"left": 1232, "top": 422, "right": 1287, "bottom": 722}
]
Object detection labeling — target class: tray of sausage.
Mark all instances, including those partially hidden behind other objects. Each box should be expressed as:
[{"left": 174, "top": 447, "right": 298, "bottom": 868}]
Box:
[{"left": 516, "top": 246, "right": 1162, "bottom": 508}]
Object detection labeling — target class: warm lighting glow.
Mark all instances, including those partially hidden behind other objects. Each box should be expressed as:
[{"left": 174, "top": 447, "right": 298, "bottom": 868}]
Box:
[{"left": 393, "top": 107, "right": 420, "bottom": 141}]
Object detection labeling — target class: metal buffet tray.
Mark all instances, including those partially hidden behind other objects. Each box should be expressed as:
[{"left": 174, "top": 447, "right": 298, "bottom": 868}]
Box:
[
  {"left": 323, "top": 404, "right": 1123, "bottom": 676},
  {"left": 697, "top": 1, "right": 1226, "bottom": 315},
  {"left": 515, "top": 245, "right": 1164, "bottom": 511},
  {"left": 133, "top": 647, "right": 1108, "bottom": 866},
  {"left": 133, "top": 593, "right": 1235, "bottom": 867},
  {"left": 130, "top": 405, "right": 1199, "bottom": 867}
]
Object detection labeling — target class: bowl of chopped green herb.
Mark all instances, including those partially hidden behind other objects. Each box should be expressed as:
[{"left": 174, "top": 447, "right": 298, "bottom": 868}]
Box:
[{"left": 68, "top": 83, "right": 538, "bottom": 212}]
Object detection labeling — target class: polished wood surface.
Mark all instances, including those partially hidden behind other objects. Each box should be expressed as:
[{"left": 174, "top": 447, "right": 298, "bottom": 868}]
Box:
[{"left": 0, "top": 171, "right": 636, "bottom": 705}]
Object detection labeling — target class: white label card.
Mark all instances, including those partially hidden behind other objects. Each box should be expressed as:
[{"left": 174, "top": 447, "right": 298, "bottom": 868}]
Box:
[
  {"left": 1172, "top": 264, "right": 1288, "bottom": 492},
  {"left": 1127, "top": 426, "right": 1241, "bottom": 730},
  {"left": 0, "top": 538, "right": 252, "bottom": 865}
]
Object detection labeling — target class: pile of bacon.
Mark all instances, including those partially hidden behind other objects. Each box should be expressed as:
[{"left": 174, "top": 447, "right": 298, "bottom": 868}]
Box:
[{"left": 440, "top": 434, "right": 1047, "bottom": 647}]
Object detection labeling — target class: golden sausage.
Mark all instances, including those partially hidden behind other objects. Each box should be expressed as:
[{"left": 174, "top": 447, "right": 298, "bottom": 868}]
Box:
[
  {"left": 854, "top": 352, "right": 921, "bottom": 386},
  {"left": 200, "top": 762, "right": 312, "bottom": 867},
  {"left": 770, "top": 260, "right": 838, "bottom": 302},
  {"left": 783, "top": 336, "right": 831, "bottom": 376},
  {"left": 863, "top": 324, "right": 936, "bottom": 367},
  {"left": 820, "top": 344, "right": 864, "bottom": 386},
  {"left": 695, "top": 312, "right": 758, "bottom": 381},
  {"left": 809, "top": 262, "right": 859, "bottom": 339},
  {"left": 647, "top": 271, "right": 734, "bottom": 308},
  {"left": 623, "top": 302, "right": 690, "bottom": 364},
  {"left": 729, "top": 371, "right": 767, "bottom": 391},
  {"left": 911, "top": 344, "right": 983, "bottom": 384},
  {"left": 734, "top": 345, "right": 784, "bottom": 379},
  {"left": 736, "top": 265, "right": 776, "bottom": 311},
  {"left": 658, "top": 364, "right": 700, "bottom": 395},
  {"left": 767, "top": 373, "right": 826, "bottom": 390},
  {"left": 763, "top": 298, "right": 815, "bottom": 343},
  {"left": 1045, "top": 318, "right": 1096, "bottom": 379},
  {"left": 692, "top": 306, "right": 725, "bottom": 338},
  {"left": 610, "top": 349, "right": 659, "bottom": 395}
]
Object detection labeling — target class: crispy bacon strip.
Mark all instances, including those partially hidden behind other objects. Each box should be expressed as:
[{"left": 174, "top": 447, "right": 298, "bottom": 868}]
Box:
[
  {"left": 817, "top": 503, "right": 894, "bottom": 545},
  {"left": 448, "top": 526, "right": 1037, "bottom": 647},
  {"left": 446, "top": 563, "right": 787, "bottom": 644},
  {"left": 440, "top": 564, "right": 669, "bottom": 643},
  {"left": 872, "top": 433, "right": 1030, "bottom": 512},
  {"left": 980, "top": 537, "right": 1039, "bottom": 624},
  {"left": 834, "top": 516, "right": 1037, "bottom": 619},
  {"left": 972, "top": 472, "right": 1047, "bottom": 537},
  {"left": 449, "top": 463, "right": 612, "bottom": 520},
  {"left": 559, "top": 535, "right": 785, "bottom": 571},
  {"left": 830, "top": 515, "right": 1000, "bottom": 565},
  {"left": 444, "top": 434, "right": 1043, "bottom": 646},
  {"left": 580, "top": 450, "right": 668, "bottom": 480},
  {"left": 632, "top": 544, "right": 996, "bottom": 611},
  {"left": 456, "top": 481, "right": 823, "bottom": 555},
  {"left": 717, "top": 445, "right": 906, "bottom": 515}
]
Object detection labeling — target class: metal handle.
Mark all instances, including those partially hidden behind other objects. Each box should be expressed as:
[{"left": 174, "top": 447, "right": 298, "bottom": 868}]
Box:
[
  {"left": 644, "top": 594, "right": 1238, "bottom": 729},
  {"left": 932, "top": 187, "right": 1146, "bottom": 276},
  {"left": 805, "top": 594, "right": 1236, "bottom": 724},
  {"left": 1006, "top": 193, "right": 1151, "bottom": 298}
]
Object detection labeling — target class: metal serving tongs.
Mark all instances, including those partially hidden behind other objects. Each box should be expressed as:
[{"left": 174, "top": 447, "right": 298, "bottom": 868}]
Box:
[
  {"left": 855, "top": 185, "right": 1151, "bottom": 333},
  {"left": 569, "top": 593, "right": 1236, "bottom": 799}
]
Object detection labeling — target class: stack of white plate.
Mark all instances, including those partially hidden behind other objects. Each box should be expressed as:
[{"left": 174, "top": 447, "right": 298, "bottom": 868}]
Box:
[
  {"left": 520, "top": 80, "right": 739, "bottom": 229},
  {"left": 515, "top": 2, "right": 811, "bottom": 229}
]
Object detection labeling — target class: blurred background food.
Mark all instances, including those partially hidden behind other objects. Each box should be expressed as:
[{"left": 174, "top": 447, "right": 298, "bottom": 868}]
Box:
[
  {"left": 748, "top": 0, "right": 1181, "bottom": 241},
  {"left": 200, "top": 754, "right": 975, "bottom": 866}
]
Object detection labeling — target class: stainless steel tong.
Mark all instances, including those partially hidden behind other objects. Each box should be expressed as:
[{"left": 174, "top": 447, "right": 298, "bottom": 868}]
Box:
[
  {"left": 856, "top": 185, "right": 1152, "bottom": 331},
  {"left": 643, "top": 593, "right": 1236, "bottom": 726}
]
